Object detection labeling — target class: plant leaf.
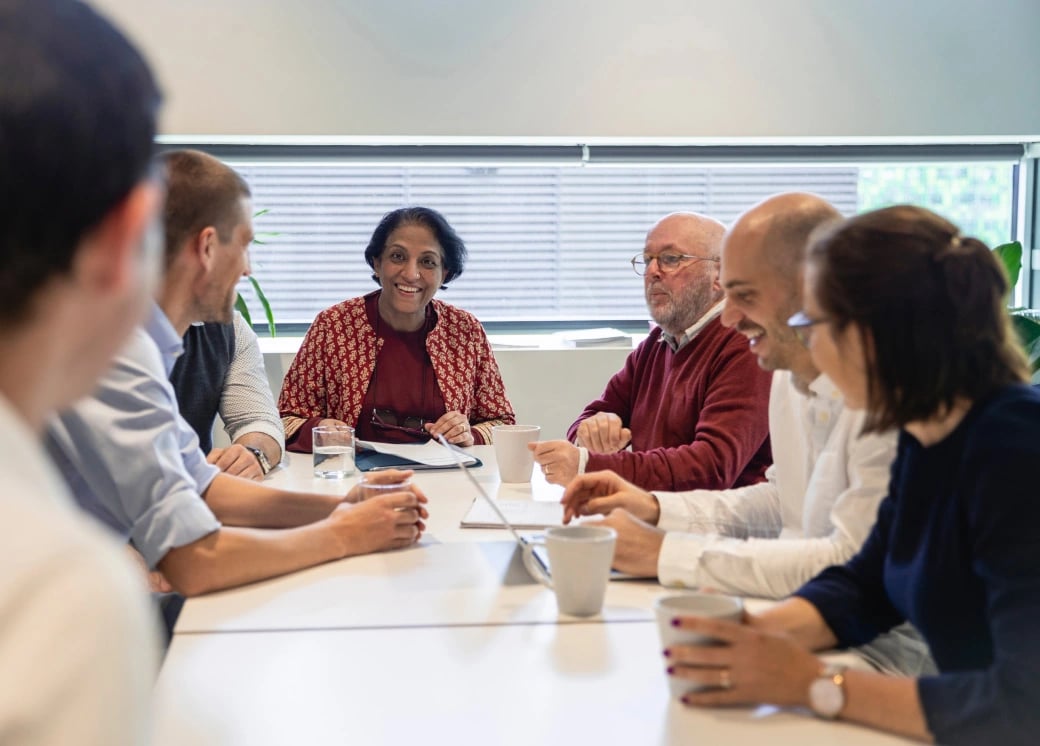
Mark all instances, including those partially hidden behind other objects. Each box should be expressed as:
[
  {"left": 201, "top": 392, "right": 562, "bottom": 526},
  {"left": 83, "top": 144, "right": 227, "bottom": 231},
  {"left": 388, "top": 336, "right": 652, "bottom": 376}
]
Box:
[
  {"left": 993, "top": 241, "right": 1023, "bottom": 289},
  {"left": 1010, "top": 313, "right": 1040, "bottom": 372},
  {"left": 247, "top": 275, "right": 276, "bottom": 337},
  {"left": 234, "top": 292, "right": 252, "bottom": 327}
]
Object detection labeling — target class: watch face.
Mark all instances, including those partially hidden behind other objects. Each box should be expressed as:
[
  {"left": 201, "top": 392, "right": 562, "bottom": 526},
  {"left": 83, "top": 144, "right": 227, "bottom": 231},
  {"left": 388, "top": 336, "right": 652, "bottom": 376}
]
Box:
[{"left": 809, "top": 677, "right": 844, "bottom": 718}]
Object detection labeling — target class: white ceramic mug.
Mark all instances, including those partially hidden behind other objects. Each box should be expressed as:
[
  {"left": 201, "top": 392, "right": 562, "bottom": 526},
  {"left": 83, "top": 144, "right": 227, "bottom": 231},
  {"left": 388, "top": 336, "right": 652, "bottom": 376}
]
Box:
[
  {"left": 492, "top": 424, "right": 541, "bottom": 483},
  {"left": 523, "top": 525, "right": 616, "bottom": 617},
  {"left": 653, "top": 593, "right": 744, "bottom": 700}
]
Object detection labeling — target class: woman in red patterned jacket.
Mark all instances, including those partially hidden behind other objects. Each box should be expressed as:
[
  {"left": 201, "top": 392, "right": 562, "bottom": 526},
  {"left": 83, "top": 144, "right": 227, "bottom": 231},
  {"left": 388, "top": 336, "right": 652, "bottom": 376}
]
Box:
[{"left": 279, "top": 206, "right": 515, "bottom": 451}]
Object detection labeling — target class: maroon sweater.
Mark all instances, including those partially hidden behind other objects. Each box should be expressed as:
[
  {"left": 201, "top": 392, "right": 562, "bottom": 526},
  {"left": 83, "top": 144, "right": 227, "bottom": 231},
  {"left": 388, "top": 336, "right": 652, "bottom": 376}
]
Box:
[{"left": 567, "top": 317, "right": 772, "bottom": 491}]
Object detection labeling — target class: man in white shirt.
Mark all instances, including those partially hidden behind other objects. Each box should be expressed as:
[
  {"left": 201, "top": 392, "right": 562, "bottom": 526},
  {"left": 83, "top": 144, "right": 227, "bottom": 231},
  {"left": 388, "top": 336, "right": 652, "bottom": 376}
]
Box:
[
  {"left": 562, "top": 193, "right": 932, "bottom": 674},
  {"left": 0, "top": 1, "right": 164, "bottom": 742}
]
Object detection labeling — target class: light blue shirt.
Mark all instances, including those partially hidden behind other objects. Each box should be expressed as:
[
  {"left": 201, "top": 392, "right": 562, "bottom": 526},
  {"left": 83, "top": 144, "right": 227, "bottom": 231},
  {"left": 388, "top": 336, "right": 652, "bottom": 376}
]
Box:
[{"left": 46, "top": 303, "right": 221, "bottom": 569}]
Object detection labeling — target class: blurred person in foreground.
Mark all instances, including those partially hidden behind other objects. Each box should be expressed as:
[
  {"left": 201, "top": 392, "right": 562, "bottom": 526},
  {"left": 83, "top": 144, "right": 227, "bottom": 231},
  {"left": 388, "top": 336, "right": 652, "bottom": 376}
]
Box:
[
  {"left": 666, "top": 205, "right": 1040, "bottom": 745},
  {"left": 0, "top": 0, "right": 163, "bottom": 742},
  {"left": 279, "top": 206, "right": 514, "bottom": 451}
]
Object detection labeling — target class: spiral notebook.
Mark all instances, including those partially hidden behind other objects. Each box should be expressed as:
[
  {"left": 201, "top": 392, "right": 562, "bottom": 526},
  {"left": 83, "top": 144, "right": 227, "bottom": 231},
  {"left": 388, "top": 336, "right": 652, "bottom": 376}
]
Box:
[{"left": 355, "top": 440, "right": 481, "bottom": 472}]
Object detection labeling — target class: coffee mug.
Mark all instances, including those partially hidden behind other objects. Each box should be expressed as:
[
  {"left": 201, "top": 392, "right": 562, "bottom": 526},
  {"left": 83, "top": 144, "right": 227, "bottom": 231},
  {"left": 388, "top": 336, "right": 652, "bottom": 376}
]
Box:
[
  {"left": 653, "top": 592, "right": 744, "bottom": 700},
  {"left": 523, "top": 525, "right": 616, "bottom": 617},
  {"left": 492, "top": 424, "right": 541, "bottom": 483}
]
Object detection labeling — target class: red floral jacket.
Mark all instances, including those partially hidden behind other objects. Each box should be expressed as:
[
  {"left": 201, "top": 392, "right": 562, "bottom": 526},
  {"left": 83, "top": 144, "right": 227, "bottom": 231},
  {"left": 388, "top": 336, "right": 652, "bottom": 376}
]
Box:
[{"left": 279, "top": 294, "right": 515, "bottom": 445}]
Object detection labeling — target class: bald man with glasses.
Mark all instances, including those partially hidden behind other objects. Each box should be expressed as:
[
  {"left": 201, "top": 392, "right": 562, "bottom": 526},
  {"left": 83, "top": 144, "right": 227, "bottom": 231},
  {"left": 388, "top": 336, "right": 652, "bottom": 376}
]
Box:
[{"left": 531, "top": 212, "right": 772, "bottom": 491}]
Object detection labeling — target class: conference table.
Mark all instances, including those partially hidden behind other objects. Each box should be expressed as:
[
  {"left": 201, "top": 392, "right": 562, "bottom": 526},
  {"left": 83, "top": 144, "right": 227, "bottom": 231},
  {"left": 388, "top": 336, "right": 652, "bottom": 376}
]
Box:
[{"left": 152, "top": 447, "right": 912, "bottom": 745}]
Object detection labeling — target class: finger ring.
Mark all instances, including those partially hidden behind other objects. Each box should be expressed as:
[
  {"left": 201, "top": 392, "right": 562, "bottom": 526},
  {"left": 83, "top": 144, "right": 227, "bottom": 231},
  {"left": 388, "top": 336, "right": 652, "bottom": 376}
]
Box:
[{"left": 719, "top": 669, "right": 732, "bottom": 690}]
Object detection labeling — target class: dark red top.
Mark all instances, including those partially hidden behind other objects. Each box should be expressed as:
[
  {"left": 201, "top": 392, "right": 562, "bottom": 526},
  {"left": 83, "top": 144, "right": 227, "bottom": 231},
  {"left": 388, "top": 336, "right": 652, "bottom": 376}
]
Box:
[
  {"left": 567, "top": 316, "right": 772, "bottom": 491},
  {"left": 354, "top": 293, "right": 445, "bottom": 443}
]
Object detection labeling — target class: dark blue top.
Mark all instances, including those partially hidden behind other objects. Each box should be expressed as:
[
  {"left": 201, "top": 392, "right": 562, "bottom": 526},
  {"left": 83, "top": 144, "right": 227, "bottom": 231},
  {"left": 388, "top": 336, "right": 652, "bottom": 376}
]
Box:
[
  {"left": 169, "top": 322, "right": 235, "bottom": 452},
  {"left": 795, "top": 384, "right": 1040, "bottom": 746}
]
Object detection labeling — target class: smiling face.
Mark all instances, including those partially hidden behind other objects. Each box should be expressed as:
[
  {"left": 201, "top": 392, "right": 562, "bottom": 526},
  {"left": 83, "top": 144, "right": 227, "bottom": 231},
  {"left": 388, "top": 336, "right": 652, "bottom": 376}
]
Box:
[
  {"left": 197, "top": 196, "right": 253, "bottom": 324},
  {"left": 372, "top": 222, "right": 446, "bottom": 331},
  {"left": 719, "top": 220, "right": 814, "bottom": 383}
]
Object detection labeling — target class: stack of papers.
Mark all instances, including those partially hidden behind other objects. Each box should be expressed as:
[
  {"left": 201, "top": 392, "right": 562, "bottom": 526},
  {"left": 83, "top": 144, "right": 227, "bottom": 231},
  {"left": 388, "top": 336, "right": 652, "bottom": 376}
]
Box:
[
  {"left": 550, "top": 327, "right": 632, "bottom": 348},
  {"left": 355, "top": 440, "right": 480, "bottom": 472}
]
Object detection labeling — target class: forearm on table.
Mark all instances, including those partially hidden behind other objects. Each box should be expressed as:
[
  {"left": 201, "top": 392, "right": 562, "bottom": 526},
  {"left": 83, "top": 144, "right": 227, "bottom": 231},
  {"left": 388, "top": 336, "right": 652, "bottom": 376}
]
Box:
[
  {"left": 234, "top": 431, "right": 283, "bottom": 466},
  {"left": 587, "top": 437, "right": 750, "bottom": 492},
  {"left": 835, "top": 671, "right": 931, "bottom": 742},
  {"left": 158, "top": 523, "right": 343, "bottom": 596},
  {"left": 663, "top": 514, "right": 874, "bottom": 597},
  {"left": 656, "top": 479, "right": 779, "bottom": 534},
  {"left": 203, "top": 473, "right": 341, "bottom": 528},
  {"left": 752, "top": 597, "right": 839, "bottom": 650}
]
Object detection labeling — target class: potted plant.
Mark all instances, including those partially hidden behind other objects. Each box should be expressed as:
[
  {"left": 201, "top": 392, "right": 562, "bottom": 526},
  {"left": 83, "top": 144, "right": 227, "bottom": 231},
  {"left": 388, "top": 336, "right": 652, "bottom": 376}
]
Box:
[
  {"left": 994, "top": 240, "right": 1040, "bottom": 380},
  {"left": 235, "top": 208, "right": 276, "bottom": 336}
]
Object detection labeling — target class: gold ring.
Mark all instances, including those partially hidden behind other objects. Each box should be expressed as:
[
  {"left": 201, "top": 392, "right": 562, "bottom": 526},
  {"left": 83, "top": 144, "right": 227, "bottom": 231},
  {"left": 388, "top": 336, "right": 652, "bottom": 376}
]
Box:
[{"left": 719, "top": 669, "right": 732, "bottom": 689}]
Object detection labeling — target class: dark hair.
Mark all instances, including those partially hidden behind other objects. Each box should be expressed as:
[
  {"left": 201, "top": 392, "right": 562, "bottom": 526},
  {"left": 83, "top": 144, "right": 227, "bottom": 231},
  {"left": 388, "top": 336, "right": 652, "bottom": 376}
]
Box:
[
  {"left": 0, "top": 0, "right": 161, "bottom": 326},
  {"left": 364, "top": 206, "right": 467, "bottom": 287},
  {"left": 808, "top": 204, "right": 1029, "bottom": 432},
  {"left": 160, "top": 150, "right": 251, "bottom": 267}
]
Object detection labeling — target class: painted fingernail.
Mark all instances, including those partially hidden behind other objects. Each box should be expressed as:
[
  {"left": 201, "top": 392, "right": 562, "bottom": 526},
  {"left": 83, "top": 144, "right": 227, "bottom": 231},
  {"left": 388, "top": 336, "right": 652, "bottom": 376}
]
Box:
[
  {"left": 662, "top": 648, "right": 671, "bottom": 658},
  {"left": 680, "top": 696, "right": 692, "bottom": 706},
  {"left": 666, "top": 666, "right": 675, "bottom": 675},
  {"left": 671, "top": 618, "right": 681, "bottom": 627}
]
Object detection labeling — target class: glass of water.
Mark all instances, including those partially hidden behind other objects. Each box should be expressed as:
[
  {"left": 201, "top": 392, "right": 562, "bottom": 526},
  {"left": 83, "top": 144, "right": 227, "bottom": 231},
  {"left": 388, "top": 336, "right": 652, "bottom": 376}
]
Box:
[{"left": 312, "top": 424, "right": 355, "bottom": 478}]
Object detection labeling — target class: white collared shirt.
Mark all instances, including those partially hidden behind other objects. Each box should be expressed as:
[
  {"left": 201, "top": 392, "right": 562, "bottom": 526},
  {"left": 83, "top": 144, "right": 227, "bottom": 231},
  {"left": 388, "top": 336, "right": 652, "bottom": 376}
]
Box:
[{"left": 655, "top": 371, "right": 896, "bottom": 598}]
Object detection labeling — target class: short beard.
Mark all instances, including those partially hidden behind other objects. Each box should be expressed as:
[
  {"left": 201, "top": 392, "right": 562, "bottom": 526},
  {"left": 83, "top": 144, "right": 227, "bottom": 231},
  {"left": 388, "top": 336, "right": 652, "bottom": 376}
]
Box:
[{"left": 648, "top": 284, "right": 718, "bottom": 337}]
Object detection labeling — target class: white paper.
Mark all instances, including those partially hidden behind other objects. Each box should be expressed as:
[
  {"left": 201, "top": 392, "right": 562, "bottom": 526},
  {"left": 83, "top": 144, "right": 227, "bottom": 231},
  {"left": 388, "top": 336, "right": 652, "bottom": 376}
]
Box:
[
  {"left": 460, "top": 497, "right": 564, "bottom": 530},
  {"left": 357, "top": 439, "right": 477, "bottom": 468}
]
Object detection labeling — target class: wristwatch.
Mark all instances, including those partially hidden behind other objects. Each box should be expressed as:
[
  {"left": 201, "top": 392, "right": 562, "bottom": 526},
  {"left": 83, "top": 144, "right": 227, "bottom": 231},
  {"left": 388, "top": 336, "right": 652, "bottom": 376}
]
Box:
[
  {"left": 808, "top": 663, "right": 847, "bottom": 719},
  {"left": 243, "top": 445, "right": 273, "bottom": 475}
]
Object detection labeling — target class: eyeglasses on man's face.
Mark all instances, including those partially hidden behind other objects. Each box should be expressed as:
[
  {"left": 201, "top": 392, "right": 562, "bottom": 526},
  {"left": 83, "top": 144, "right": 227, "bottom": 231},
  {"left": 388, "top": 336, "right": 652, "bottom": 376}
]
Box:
[
  {"left": 630, "top": 251, "right": 719, "bottom": 276},
  {"left": 787, "top": 310, "right": 832, "bottom": 346},
  {"left": 371, "top": 408, "right": 429, "bottom": 438}
]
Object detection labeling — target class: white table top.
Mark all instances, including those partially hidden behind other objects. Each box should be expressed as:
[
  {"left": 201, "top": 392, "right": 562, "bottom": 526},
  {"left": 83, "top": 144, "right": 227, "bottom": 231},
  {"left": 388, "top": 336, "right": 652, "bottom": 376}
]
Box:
[
  {"left": 177, "top": 447, "right": 659, "bottom": 633},
  {"left": 157, "top": 450, "right": 913, "bottom": 745},
  {"left": 155, "top": 623, "right": 911, "bottom": 746},
  {"left": 269, "top": 445, "right": 560, "bottom": 543}
]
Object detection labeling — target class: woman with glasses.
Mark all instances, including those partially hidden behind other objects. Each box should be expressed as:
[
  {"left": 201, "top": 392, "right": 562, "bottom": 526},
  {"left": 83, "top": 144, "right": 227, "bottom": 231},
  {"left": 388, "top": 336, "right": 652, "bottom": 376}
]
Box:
[
  {"left": 663, "top": 205, "right": 1040, "bottom": 745},
  {"left": 279, "top": 206, "right": 515, "bottom": 451}
]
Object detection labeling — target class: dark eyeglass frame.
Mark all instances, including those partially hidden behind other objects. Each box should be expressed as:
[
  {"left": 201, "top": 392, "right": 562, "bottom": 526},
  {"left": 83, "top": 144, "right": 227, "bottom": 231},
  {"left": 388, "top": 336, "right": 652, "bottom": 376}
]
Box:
[
  {"left": 630, "top": 252, "right": 719, "bottom": 276},
  {"left": 787, "top": 310, "right": 833, "bottom": 346},
  {"left": 371, "top": 407, "right": 430, "bottom": 438}
]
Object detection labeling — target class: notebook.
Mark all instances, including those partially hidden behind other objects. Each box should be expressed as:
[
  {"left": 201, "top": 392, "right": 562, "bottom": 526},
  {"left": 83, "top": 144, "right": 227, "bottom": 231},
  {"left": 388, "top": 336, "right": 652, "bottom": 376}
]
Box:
[
  {"left": 436, "top": 435, "right": 647, "bottom": 581},
  {"left": 355, "top": 439, "right": 481, "bottom": 472}
]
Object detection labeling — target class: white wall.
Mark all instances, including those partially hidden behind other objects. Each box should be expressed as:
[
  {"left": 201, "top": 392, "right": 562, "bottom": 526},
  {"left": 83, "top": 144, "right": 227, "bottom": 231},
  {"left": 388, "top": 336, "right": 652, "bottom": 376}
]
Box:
[{"left": 94, "top": 0, "right": 1040, "bottom": 140}]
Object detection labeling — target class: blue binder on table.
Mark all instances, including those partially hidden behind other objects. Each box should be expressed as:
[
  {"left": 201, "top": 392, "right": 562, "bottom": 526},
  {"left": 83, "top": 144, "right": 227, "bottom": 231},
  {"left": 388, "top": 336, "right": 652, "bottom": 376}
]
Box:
[{"left": 354, "top": 440, "right": 482, "bottom": 472}]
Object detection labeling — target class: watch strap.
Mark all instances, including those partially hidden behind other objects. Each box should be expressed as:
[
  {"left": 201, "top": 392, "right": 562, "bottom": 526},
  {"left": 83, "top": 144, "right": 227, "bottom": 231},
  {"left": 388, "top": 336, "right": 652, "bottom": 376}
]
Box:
[{"left": 243, "top": 445, "right": 271, "bottom": 474}]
